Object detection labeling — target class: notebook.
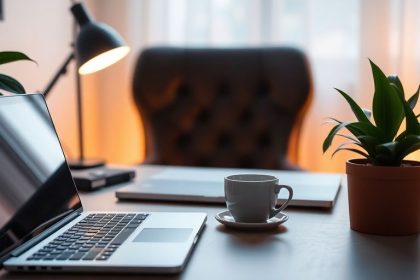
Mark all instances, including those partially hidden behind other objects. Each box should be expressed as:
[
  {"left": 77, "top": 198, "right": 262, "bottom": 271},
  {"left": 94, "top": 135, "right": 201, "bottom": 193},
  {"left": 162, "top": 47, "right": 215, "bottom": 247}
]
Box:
[
  {"left": 116, "top": 165, "right": 342, "bottom": 208},
  {"left": 0, "top": 94, "right": 206, "bottom": 274}
]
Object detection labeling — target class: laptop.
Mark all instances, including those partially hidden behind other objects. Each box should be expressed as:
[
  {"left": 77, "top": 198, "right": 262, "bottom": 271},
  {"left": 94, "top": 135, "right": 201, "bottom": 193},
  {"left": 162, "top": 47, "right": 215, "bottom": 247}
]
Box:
[
  {"left": 0, "top": 94, "right": 206, "bottom": 274},
  {"left": 116, "top": 165, "right": 342, "bottom": 208}
]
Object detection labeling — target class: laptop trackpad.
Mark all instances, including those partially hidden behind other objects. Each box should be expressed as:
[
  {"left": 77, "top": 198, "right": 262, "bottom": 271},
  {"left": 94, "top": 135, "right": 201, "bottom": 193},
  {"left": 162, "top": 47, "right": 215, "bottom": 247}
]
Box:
[{"left": 133, "top": 228, "right": 193, "bottom": 243}]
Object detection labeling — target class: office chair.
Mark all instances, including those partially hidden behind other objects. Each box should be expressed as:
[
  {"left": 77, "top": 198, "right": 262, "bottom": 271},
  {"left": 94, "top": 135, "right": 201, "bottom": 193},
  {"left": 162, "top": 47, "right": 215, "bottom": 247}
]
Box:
[{"left": 132, "top": 47, "right": 313, "bottom": 170}]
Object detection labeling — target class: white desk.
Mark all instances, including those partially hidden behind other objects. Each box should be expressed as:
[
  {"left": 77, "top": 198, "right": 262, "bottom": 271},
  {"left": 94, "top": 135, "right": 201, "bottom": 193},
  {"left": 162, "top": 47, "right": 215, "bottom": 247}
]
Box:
[{"left": 1, "top": 165, "right": 419, "bottom": 280}]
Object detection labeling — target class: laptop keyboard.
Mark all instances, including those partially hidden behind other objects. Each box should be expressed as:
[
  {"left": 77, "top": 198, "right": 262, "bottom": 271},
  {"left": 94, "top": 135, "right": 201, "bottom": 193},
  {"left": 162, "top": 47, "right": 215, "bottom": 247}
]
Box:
[{"left": 26, "top": 213, "right": 148, "bottom": 262}]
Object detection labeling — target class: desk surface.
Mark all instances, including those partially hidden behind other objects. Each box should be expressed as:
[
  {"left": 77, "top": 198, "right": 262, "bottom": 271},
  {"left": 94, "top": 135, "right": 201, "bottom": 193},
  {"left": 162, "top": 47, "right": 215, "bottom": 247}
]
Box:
[{"left": 1, "top": 165, "right": 419, "bottom": 280}]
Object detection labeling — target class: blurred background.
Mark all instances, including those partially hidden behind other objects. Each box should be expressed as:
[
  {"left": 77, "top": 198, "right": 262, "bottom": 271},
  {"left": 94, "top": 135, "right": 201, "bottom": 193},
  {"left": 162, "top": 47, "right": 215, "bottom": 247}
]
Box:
[{"left": 0, "top": 0, "right": 419, "bottom": 172}]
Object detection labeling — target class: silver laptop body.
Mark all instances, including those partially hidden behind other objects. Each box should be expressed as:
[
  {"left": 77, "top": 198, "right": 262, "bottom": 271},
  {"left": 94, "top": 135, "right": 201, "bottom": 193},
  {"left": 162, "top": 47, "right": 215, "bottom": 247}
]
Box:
[
  {"left": 116, "top": 165, "right": 342, "bottom": 208},
  {"left": 0, "top": 94, "right": 206, "bottom": 274}
]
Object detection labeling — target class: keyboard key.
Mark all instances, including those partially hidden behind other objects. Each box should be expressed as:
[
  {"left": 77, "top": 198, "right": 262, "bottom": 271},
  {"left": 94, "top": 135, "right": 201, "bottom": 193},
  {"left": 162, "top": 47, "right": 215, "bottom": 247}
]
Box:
[
  {"left": 127, "top": 222, "right": 141, "bottom": 228},
  {"left": 110, "top": 227, "right": 136, "bottom": 245},
  {"left": 69, "top": 252, "right": 86, "bottom": 260},
  {"left": 82, "top": 247, "right": 103, "bottom": 260},
  {"left": 33, "top": 252, "right": 47, "bottom": 257},
  {"left": 30, "top": 213, "right": 148, "bottom": 262},
  {"left": 56, "top": 254, "right": 72, "bottom": 260},
  {"left": 96, "top": 255, "right": 109, "bottom": 261}
]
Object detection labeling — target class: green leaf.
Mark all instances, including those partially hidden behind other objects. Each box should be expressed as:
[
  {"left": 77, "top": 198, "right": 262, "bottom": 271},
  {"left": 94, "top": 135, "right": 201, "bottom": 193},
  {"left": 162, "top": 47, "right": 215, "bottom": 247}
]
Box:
[
  {"left": 356, "top": 135, "right": 380, "bottom": 157},
  {"left": 324, "top": 117, "right": 344, "bottom": 125},
  {"left": 0, "top": 74, "right": 26, "bottom": 93},
  {"left": 357, "top": 135, "right": 381, "bottom": 145},
  {"left": 396, "top": 135, "right": 420, "bottom": 162},
  {"left": 331, "top": 147, "right": 369, "bottom": 159},
  {"left": 374, "top": 141, "right": 401, "bottom": 166},
  {"left": 407, "top": 85, "right": 419, "bottom": 110},
  {"left": 395, "top": 130, "right": 407, "bottom": 142},
  {"left": 388, "top": 75, "right": 404, "bottom": 97},
  {"left": 323, "top": 122, "right": 346, "bottom": 153},
  {"left": 324, "top": 61, "right": 419, "bottom": 166},
  {"left": 0, "top": 51, "right": 36, "bottom": 65},
  {"left": 336, "top": 140, "right": 367, "bottom": 154},
  {"left": 322, "top": 120, "right": 384, "bottom": 155},
  {"left": 391, "top": 84, "right": 420, "bottom": 136},
  {"left": 323, "top": 118, "right": 339, "bottom": 125},
  {"left": 335, "top": 88, "right": 371, "bottom": 123},
  {"left": 376, "top": 142, "right": 398, "bottom": 158},
  {"left": 322, "top": 120, "right": 369, "bottom": 153},
  {"left": 336, "top": 133, "right": 361, "bottom": 144},
  {"left": 344, "top": 122, "right": 383, "bottom": 157},
  {"left": 400, "top": 142, "right": 420, "bottom": 160},
  {"left": 370, "top": 60, "right": 405, "bottom": 141},
  {"left": 362, "top": 108, "right": 371, "bottom": 119},
  {"left": 346, "top": 121, "right": 384, "bottom": 140}
]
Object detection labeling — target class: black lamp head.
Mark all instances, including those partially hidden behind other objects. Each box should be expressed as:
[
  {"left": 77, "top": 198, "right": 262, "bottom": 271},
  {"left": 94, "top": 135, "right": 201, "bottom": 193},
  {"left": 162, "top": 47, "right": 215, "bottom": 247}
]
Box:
[{"left": 70, "top": 2, "right": 130, "bottom": 75}]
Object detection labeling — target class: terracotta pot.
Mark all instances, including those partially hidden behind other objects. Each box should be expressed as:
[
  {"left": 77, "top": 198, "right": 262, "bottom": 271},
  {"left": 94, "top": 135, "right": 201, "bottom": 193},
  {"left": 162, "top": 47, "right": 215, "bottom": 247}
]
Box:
[{"left": 346, "top": 159, "right": 420, "bottom": 235}]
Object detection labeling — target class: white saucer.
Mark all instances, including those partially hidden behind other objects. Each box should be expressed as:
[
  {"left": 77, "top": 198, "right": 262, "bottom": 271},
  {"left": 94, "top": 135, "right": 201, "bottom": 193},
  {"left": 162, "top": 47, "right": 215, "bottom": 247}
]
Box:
[{"left": 215, "top": 210, "right": 288, "bottom": 230}]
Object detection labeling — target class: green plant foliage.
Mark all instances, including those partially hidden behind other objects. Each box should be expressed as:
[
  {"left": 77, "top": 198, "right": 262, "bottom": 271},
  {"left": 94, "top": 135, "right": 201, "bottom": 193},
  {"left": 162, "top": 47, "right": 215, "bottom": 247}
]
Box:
[
  {"left": 323, "top": 59, "right": 420, "bottom": 166},
  {"left": 0, "top": 51, "right": 36, "bottom": 94}
]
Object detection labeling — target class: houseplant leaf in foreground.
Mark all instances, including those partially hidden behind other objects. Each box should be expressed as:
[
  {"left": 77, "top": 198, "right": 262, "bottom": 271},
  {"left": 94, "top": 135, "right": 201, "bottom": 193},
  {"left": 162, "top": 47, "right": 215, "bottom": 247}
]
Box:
[
  {"left": 323, "top": 59, "right": 419, "bottom": 166},
  {"left": 0, "top": 51, "right": 36, "bottom": 65},
  {"left": 0, "top": 51, "right": 36, "bottom": 94},
  {"left": 334, "top": 88, "right": 371, "bottom": 124},
  {"left": 0, "top": 74, "right": 26, "bottom": 94},
  {"left": 391, "top": 84, "right": 419, "bottom": 137},
  {"left": 370, "top": 60, "right": 404, "bottom": 141}
]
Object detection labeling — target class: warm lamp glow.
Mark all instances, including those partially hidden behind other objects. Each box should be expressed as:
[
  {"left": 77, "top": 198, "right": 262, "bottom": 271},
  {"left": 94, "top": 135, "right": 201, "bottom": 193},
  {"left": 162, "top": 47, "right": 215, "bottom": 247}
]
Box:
[{"left": 79, "top": 46, "right": 130, "bottom": 75}]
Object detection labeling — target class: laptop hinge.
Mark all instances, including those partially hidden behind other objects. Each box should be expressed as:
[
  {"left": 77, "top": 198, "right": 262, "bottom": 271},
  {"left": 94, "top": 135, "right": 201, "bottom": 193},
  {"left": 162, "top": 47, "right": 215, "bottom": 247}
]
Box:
[{"left": 10, "top": 209, "right": 82, "bottom": 257}]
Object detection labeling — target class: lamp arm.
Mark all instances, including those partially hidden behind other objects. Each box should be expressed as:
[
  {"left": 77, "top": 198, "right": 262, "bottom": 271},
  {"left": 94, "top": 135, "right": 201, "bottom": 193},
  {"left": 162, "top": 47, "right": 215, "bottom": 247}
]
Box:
[{"left": 43, "top": 52, "right": 75, "bottom": 97}]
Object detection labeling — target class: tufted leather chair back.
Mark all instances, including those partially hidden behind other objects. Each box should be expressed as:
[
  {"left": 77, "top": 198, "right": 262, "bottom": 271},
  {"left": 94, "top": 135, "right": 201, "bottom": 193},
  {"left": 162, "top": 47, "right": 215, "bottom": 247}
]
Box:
[{"left": 133, "top": 47, "right": 312, "bottom": 170}]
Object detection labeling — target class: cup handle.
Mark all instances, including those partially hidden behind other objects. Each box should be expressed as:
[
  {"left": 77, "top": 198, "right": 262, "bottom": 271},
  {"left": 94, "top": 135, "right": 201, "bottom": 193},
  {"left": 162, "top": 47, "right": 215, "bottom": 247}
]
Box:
[{"left": 270, "top": 184, "right": 293, "bottom": 218}]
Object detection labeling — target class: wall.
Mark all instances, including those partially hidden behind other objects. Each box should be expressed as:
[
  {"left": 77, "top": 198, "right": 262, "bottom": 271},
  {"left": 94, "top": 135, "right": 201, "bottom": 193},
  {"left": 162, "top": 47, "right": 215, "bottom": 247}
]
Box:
[
  {"left": 92, "top": 0, "right": 420, "bottom": 172},
  {"left": 2, "top": 0, "right": 418, "bottom": 171},
  {"left": 0, "top": 0, "right": 99, "bottom": 161},
  {"left": 92, "top": 0, "right": 145, "bottom": 165}
]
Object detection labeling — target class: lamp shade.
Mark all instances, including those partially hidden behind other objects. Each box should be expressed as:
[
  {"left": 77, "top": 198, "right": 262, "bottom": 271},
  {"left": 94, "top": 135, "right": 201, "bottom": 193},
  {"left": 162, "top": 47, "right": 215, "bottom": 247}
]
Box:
[{"left": 71, "top": 2, "right": 130, "bottom": 75}]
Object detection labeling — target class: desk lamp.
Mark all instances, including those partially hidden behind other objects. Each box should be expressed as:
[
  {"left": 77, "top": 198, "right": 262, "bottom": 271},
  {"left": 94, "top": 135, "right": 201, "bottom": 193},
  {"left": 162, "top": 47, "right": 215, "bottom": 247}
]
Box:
[{"left": 43, "top": 1, "right": 130, "bottom": 169}]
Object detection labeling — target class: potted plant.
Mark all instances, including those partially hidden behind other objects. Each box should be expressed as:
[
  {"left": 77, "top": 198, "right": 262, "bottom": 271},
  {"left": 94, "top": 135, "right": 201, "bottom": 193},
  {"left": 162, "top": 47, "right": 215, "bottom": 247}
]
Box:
[
  {"left": 0, "top": 51, "right": 35, "bottom": 94},
  {"left": 323, "top": 59, "right": 419, "bottom": 235}
]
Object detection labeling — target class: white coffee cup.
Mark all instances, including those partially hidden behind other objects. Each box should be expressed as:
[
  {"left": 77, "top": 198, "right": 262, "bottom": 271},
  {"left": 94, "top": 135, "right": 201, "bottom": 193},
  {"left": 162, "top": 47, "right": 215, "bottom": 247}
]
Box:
[{"left": 224, "top": 174, "right": 293, "bottom": 223}]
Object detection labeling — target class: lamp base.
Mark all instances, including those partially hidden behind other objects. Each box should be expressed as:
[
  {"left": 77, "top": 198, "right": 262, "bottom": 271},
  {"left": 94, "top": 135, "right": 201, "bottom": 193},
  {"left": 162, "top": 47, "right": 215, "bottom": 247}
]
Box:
[{"left": 68, "top": 159, "right": 105, "bottom": 170}]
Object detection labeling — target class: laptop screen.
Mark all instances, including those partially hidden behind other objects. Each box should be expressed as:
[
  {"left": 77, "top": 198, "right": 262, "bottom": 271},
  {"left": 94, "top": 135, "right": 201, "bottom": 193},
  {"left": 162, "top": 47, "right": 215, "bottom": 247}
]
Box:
[{"left": 0, "top": 94, "right": 82, "bottom": 260}]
